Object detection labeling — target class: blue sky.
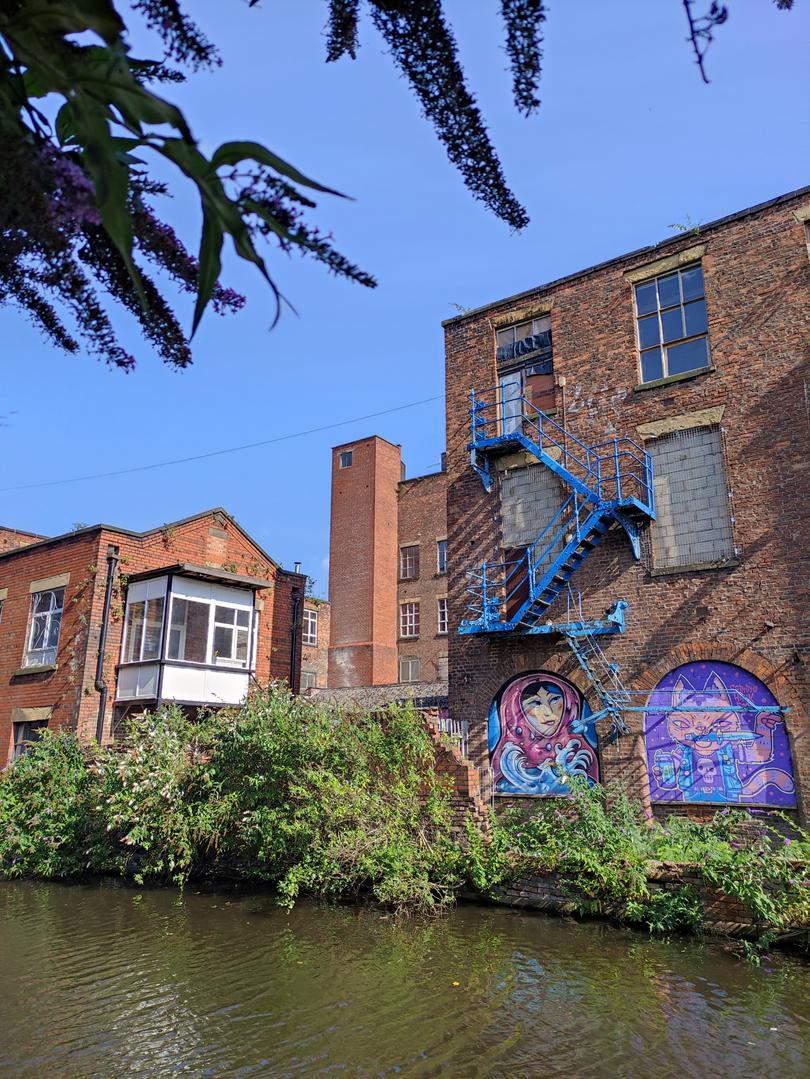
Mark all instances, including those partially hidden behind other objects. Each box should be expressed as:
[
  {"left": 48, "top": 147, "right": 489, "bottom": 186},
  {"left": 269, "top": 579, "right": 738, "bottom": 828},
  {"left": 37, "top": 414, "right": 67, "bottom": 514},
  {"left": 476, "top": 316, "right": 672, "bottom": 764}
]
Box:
[{"left": 1, "top": 0, "right": 808, "bottom": 596}]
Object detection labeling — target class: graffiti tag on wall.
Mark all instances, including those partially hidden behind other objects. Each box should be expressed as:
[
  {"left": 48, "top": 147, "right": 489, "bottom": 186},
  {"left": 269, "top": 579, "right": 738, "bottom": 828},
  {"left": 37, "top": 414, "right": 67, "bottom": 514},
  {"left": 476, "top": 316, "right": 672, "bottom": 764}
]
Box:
[
  {"left": 489, "top": 672, "right": 599, "bottom": 796},
  {"left": 645, "top": 661, "right": 796, "bottom": 807}
]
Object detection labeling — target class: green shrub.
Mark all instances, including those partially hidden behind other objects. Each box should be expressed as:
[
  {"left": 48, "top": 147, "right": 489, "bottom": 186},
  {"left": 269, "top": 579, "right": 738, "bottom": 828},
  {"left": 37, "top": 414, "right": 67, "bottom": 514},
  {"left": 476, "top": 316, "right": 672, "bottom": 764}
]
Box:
[{"left": 0, "top": 731, "right": 106, "bottom": 878}]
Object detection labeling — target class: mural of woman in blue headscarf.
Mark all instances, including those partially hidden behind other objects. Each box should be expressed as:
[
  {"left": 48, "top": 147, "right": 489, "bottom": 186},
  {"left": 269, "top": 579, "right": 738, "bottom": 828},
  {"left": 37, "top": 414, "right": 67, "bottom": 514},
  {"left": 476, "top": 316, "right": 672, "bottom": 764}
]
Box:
[{"left": 489, "top": 671, "right": 599, "bottom": 796}]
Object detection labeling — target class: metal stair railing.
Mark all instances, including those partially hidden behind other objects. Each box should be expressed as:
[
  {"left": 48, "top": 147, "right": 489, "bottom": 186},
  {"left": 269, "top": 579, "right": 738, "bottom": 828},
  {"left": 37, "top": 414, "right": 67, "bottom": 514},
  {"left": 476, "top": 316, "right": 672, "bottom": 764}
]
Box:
[{"left": 565, "top": 630, "right": 632, "bottom": 739}]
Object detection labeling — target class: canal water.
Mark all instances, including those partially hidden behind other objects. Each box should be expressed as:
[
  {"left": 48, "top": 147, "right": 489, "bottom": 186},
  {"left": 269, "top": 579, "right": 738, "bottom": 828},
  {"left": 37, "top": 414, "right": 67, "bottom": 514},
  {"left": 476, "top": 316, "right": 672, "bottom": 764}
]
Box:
[{"left": 1, "top": 882, "right": 808, "bottom": 1078}]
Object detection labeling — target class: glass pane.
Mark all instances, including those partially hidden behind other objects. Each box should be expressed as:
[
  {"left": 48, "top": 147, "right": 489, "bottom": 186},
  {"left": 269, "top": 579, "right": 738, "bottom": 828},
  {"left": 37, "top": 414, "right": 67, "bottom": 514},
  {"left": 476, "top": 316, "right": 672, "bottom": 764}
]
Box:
[
  {"left": 495, "top": 327, "right": 514, "bottom": 348},
  {"left": 661, "top": 307, "right": 684, "bottom": 343},
  {"left": 142, "top": 597, "right": 165, "bottom": 660},
  {"left": 640, "top": 348, "right": 663, "bottom": 382},
  {"left": 169, "top": 598, "right": 209, "bottom": 662},
  {"left": 47, "top": 612, "right": 62, "bottom": 648},
  {"left": 680, "top": 264, "right": 704, "bottom": 302},
  {"left": 684, "top": 298, "right": 708, "bottom": 337},
  {"left": 514, "top": 320, "right": 533, "bottom": 341},
  {"left": 531, "top": 316, "right": 551, "bottom": 335},
  {"left": 634, "top": 281, "right": 657, "bottom": 316},
  {"left": 666, "top": 336, "right": 709, "bottom": 376},
  {"left": 213, "top": 624, "right": 233, "bottom": 661},
  {"left": 236, "top": 609, "right": 250, "bottom": 628},
  {"left": 657, "top": 273, "right": 680, "bottom": 308},
  {"left": 235, "top": 628, "right": 249, "bottom": 662},
  {"left": 215, "top": 605, "right": 235, "bottom": 625},
  {"left": 30, "top": 614, "right": 47, "bottom": 650},
  {"left": 124, "top": 601, "right": 145, "bottom": 662},
  {"left": 637, "top": 315, "right": 660, "bottom": 349},
  {"left": 34, "top": 590, "right": 55, "bottom": 614}
]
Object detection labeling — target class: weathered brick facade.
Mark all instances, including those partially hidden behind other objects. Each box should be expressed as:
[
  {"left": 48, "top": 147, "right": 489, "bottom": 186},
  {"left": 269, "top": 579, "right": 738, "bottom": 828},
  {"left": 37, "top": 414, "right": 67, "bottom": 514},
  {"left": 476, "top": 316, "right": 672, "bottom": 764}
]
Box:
[
  {"left": 0, "top": 509, "right": 305, "bottom": 767},
  {"left": 327, "top": 438, "right": 448, "bottom": 687},
  {"left": 443, "top": 187, "right": 810, "bottom": 821}
]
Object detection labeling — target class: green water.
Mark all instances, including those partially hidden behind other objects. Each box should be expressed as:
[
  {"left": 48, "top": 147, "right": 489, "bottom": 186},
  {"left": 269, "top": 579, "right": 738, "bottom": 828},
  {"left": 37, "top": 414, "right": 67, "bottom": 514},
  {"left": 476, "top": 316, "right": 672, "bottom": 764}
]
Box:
[{"left": 0, "top": 881, "right": 808, "bottom": 1077}]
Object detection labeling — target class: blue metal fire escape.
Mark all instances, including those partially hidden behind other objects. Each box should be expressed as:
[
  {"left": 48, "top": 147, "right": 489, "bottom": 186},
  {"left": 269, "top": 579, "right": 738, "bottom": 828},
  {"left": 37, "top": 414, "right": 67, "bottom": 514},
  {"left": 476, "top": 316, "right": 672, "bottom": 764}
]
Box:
[{"left": 460, "top": 384, "right": 657, "bottom": 740}]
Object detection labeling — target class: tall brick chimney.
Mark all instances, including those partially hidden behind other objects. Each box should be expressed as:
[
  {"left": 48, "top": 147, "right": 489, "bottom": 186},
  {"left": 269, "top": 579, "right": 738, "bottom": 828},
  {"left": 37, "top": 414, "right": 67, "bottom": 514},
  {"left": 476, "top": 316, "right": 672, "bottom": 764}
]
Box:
[{"left": 327, "top": 436, "right": 401, "bottom": 687}]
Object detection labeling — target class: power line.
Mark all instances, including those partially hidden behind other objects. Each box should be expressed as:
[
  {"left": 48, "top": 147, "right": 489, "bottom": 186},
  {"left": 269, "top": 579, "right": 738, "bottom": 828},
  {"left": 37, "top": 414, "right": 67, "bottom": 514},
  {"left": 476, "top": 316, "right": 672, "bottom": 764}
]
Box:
[{"left": 1, "top": 393, "right": 443, "bottom": 493}]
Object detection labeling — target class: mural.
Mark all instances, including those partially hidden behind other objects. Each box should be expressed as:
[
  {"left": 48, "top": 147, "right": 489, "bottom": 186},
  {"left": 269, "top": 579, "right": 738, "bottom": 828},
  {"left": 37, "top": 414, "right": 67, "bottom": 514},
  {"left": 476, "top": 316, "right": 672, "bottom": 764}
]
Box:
[
  {"left": 645, "top": 661, "right": 796, "bottom": 807},
  {"left": 489, "top": 672, "right": 599, "bottom": 796}
]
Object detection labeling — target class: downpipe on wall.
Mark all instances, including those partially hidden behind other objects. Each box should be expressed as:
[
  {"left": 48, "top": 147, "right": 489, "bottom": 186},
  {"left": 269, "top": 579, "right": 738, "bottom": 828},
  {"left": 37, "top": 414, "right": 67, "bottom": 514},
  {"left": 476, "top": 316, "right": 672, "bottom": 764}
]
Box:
[{"left": 95, "top": 544, "right": 120, "bottom": 744}]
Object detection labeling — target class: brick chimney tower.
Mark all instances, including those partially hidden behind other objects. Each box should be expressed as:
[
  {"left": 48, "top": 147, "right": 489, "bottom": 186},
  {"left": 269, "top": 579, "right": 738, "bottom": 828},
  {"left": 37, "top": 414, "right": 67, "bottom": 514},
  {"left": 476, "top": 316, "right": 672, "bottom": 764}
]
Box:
[{"left": 327, "top": 436, "right": 401, "bottom": 687}]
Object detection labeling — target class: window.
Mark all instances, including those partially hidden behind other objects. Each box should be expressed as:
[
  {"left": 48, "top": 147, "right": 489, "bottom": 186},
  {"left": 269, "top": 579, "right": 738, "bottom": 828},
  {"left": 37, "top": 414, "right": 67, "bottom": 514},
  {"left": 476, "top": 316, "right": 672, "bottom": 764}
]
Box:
[
  {"left": 648, "top": 426, "right": 735, "bottom": 571},
  {"left": 13, "top": 719, "right": 47, "bottom": 759},
  {"left": 212, "top": 605, "right": 251, "bottom": 667},
  {"left": 122, "top": 597, "right": 165, "bottom": 662},
  {"left": 437, "top": 539, "right": 447, "bottom": 574},
  {"left": 400, "top": 655, "right": 421, "bottom": 683},
  {"left": 168, "top": 598, "right": 210, "bottom": 663},
  {"left": 400, "top": 602, "right": 420, "bottom": 638},
  {"left": 166, "top": 595, "right": 253, "bottom": 669},
  {"left": 436, "top": 656, "right": 449, "bottom": 681},
  {"left": 303, "top": 607, "right": 318, "bottom": 645},
  {"left": 25, "top": 588, "right": 64, "bottom": 667},
  {"left": 496, "top": 315, "right": 554, "bottom": 427},
  {"left": 635, "top": 264, "right": 710, "bottom": 383},
  {"left": 339, "top": 450, "right": 353, "bottom": 469},
  {"left": 0, "top": 599, "right": 4, "bottom": 624},
  {"left": 301, "top": 669, "right": 317, "bottom": 690},
  {"left": 437, "top": 598, "right": 448, "bottom": 635},
  {"left": 399, "top": 545, "right": 419, "bottom": 580}
]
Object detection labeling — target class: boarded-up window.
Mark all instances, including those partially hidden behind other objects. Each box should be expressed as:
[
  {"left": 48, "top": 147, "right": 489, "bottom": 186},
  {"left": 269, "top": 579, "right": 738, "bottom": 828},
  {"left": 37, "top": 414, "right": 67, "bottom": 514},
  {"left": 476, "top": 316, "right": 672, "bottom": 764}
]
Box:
[
  {"left": 500, "top": 465, "right": 565, "bottom": 550},
  {"left": 648, "top": 426, "right": 734, "bottom": 570}
]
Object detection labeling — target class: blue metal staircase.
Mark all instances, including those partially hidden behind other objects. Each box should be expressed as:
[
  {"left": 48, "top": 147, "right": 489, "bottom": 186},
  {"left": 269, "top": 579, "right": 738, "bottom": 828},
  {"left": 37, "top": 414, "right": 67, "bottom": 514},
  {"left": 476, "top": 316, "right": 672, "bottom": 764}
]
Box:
[{"left": 460, "top": 384, "right": 655, "bottom": 635}]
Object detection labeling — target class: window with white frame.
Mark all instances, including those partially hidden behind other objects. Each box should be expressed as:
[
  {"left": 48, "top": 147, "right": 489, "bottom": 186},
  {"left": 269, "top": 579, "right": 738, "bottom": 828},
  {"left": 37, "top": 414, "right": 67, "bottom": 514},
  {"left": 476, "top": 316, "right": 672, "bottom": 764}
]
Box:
[
  {"left": 437, "top": 598, "right": 448, "bottom": 635},
  {"left": 303, "top": 607, "right": 318, "bottom": 645},
  {"left": 339, "top": 450, "right": 353, "bottom": 468},
  {"left": 122, "top": 596, "right": 165, "bottom": 662},
  {"left": 301, "top": 669, "right": 317, "bottom": 690},
  {"left": 212, "top": 605, "right": 251, "bottom": 667},
  {"left": 399, "top": 545, "right": 419, "bottom": 580},
  {"left": 399, "top": 655, "right": 421, "bottom": 683},
  {"left": 399, "top": 602, "right": 419, "bottom": 638},
  {"left": 437, "top": 539, "right": 447, "bottom": 574},
  {"left": 634, "top": 263, "right": 710, "bottom": 383},
  {"left": 25, "top": 587, "right": 64, "bottom": 667}
]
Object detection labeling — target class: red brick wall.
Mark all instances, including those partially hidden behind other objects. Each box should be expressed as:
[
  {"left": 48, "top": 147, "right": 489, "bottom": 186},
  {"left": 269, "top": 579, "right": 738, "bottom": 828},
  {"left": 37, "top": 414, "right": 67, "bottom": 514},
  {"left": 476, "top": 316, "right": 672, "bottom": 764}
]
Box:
[
  {"left": 301, "top": 600, "right": 330, "bottom": 689},
  {"left": 397, "top": 471, "right": 448, "bottom": 682},
  {"left": 328, "top": 436, "right": 401, "bottom": 687},
  {"left": 444, "top": 189, "right": 810, "bottom": 819},
  {"left": 0, "top": 527, "right": 46, "bottom": 554}
]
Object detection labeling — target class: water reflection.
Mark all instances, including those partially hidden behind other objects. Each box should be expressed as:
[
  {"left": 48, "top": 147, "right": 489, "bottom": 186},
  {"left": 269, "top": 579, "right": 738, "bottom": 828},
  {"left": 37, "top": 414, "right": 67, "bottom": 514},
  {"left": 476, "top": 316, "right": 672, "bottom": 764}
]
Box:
[{"left": 0, "top": 881, "right": 808, "bottom": 1077}]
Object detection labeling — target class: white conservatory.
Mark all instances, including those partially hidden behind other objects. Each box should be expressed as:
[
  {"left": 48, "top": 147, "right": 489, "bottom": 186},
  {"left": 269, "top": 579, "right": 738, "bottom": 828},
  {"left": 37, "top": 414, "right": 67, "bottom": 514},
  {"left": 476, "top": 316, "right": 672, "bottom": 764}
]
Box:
[{"left": 115, "top": 563, "right": 269, "bottom": 711}]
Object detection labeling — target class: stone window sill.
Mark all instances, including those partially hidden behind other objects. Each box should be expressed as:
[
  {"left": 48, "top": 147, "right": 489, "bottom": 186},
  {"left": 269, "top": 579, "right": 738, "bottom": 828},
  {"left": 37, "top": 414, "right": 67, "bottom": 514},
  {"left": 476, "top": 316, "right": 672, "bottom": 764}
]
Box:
[
  {"left": 12, "top": 663, "right": 58, "bottom": 677},
  {"left": 633, "top": 365, "right": 715, "bottom": 394},
  {"left": 650, "top": 557, "right": 739, "bottom": 578}
]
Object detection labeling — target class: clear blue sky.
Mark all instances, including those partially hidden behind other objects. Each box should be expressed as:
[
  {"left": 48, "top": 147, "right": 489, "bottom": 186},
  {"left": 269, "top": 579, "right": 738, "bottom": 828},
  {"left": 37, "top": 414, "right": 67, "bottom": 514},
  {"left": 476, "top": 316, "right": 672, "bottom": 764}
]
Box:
[{"left": 1, "top": 0, "right": 808, "bottom": 596}]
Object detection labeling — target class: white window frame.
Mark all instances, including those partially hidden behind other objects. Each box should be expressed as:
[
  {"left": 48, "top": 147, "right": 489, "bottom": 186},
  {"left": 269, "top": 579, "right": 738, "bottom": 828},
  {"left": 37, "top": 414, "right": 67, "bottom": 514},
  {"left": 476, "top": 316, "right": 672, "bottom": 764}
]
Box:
[
  {"left": 437, "top": 539, "right": 447, "bottom": 574},
  {"left": 303, "top": 607, "right": 318, "bottom": 646},
  {"left": 437, "top": 598, "right": 448, "bottom": 635},
  {"left": 211, "top": 604, "right": 252, "bottom": 668},
  {"left": 339, "top": 450, "right": 353, "bottom": 468},
  {"left": 399, "top": 544, "right": 419, "bottom": 581},
  {"left": 301, "top": 669, "right": 317, "bottom": 690},
  {"left": 25, "top": 587, "right": 64, "bottom": 667},
  {"left": 399, "top": 602, "right": 420, "bottom": 639},
  {"left": 164, "top": 586, "right": 255, "bottom": 671},
  {"left": 122, "top": 595, "right": 165, "bottom": 663},
  {"left": 399, "top": 655, "right": 421, "bottom": 683}
]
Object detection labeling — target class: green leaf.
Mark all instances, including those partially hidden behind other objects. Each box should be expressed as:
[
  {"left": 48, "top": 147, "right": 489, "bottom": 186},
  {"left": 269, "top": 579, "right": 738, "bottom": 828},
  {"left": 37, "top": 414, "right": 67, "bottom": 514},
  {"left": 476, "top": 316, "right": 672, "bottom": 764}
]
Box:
[{"left": 211, "top": 141, "right": 346, "bottom": 197}]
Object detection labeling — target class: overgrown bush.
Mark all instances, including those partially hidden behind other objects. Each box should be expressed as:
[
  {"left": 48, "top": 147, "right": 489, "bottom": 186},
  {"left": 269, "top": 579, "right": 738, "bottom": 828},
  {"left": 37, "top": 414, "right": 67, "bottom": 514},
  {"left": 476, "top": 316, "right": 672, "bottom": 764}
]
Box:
[
  {"left": 473, "top": 781, "right": 810, "bottom": 935},
  {"left": 0, "top": 688, "right": 463, "bottom": 913}
]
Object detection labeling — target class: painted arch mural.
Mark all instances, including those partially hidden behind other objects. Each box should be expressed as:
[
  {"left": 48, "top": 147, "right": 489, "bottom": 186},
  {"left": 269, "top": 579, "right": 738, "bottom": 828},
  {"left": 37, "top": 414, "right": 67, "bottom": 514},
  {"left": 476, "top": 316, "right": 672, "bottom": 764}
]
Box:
[
  {"left": 489, "top": 671, "right": 599, "bottom": 796},
  {"left": 644, "top": 661, "right": 796, "bottom": 807}
]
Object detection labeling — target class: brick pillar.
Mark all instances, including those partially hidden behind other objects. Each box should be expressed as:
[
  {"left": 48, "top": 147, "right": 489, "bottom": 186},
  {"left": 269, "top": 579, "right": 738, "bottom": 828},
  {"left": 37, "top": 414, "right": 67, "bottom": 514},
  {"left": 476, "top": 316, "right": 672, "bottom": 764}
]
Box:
[{"left": 328, "top": 436, "right": 401, "bottom": 687}]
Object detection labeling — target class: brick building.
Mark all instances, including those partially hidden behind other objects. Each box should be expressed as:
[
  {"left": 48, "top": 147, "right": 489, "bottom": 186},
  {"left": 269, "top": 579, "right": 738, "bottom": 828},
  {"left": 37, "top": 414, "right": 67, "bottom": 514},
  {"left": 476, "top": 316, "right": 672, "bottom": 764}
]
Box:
[
  {"left": 327, "top": 436, "right": 448, "bottom": 688},
  {"left": 301, "top": 597, "right": 330, "bottom": 690},
  {"left": 0, "top": 508, "right": 306, "bottom": 766},
  {"left": 443, "top": 187, "right": 810, "bottom": 822}
]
